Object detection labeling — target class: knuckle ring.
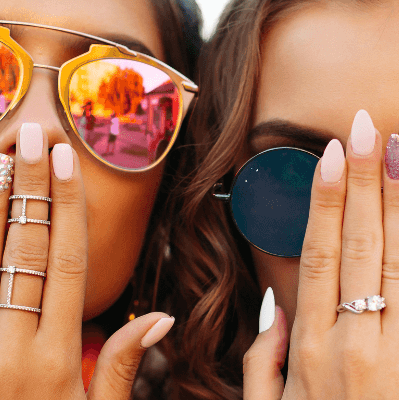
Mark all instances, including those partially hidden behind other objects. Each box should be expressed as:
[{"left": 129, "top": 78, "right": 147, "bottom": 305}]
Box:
[
  {"left": 0, "top": 265, "right": 46, "bottom": 313},
  {"left": 337, "top": 295, "right": 386, "bottom": 314},
  {"left": 8, "top": 195, "right": 52, "bottom": 226}
]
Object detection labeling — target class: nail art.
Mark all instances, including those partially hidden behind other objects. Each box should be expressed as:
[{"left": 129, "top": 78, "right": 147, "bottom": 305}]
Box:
[
  {"left": 259, "top": 287, "right": 275, "bottom": 333},
  {"left": 385, "top": 134, "right": 399, "bottom": 180},
  {"left": 321, "top": 139, "right": 345, "bottom": 183},
  {"left": 0, "top": 154, "right": 14, "bottom": 192},
  {"left": 351, "top": 110, "right": 376, "bottom": 156}
]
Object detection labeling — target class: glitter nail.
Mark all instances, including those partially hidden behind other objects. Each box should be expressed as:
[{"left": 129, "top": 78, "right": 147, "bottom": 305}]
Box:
[{"left": 385, "top": 134, "right": 399, "bottom": 180}]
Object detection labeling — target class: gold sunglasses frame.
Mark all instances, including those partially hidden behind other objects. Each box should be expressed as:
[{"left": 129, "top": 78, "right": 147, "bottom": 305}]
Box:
[{"left": 0, "top": 21, "right": 199, "bottom": 172}]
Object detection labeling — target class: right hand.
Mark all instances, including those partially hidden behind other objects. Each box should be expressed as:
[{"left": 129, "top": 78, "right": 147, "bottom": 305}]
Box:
[{"left": 244, "top": 116, "right": 399, "bottom": 399}]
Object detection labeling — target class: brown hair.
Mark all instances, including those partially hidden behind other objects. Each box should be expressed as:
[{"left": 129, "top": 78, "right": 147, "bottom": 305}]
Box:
[{"left": 140, "top": 0, "right": 338, "bottom": 398}]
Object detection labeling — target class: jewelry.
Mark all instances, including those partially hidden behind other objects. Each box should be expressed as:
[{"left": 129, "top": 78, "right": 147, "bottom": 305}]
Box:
[
  {"left": 0, "top": 266, "right": 46, "bottom": 313},
  {"left": 8, "top": 195, "right": 52, "bottom": 226},
  {"left": 0, "top": 154, "right": 14, "bottom": 192},
  {"left": 337, "top": 295, "right": 386, "bottom": 314}
]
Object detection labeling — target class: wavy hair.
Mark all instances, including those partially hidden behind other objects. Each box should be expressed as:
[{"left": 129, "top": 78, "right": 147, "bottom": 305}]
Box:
[{"left": 138, "top": 0, "right": 329, "bottom": 398}]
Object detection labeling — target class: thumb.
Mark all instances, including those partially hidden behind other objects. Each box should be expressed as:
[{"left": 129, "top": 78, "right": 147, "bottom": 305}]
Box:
[
  {"left": 86, "top": 312, "right": 174, "bottom": 400},
  {"left": 243, "top": 288, "right": 288, "bottom": 400}
]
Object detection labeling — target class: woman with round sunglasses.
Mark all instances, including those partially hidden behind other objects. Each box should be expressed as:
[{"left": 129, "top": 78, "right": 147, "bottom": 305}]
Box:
[
  {"left": 154, "top": 0, "right": 399, "bottom": 398},
  {"left": 0, "top": 0, "right": 201, "bottom": 399}
]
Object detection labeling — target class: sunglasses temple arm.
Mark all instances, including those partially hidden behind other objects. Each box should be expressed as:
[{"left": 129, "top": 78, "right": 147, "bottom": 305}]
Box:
[{"left": 212, "top": 183, "right": 231, "bottom": 202}]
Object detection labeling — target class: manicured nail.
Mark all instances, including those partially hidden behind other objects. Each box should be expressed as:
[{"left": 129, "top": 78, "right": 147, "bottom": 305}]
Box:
[
  {"left": 385, "top": 134, "right": 399, "bottom": 180},
  {"left": 259, "top": 287, "right": 275, "bottom": 333},
  {"left": 52, "top": 144, "right": 73, "bottom": 181},
  {"left": 0, "top": 154, "right": 14, "bottom": 192},
  {"left": 20, "top": 123, "right": 43, "bottom": 162},
  {"left": 141, "top": 317, "right": 175, "bottom": 348},
  {"left": 351, "top": 110, "right": 376, "bottom": 156},
  {"left": 321, "top": 139, "right": 345, "bottom": 183}
]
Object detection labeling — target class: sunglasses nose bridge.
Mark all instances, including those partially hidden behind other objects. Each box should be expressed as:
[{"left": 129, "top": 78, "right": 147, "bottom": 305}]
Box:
[{"left": 0, "top": 68, "right": 72, "bottom": 151}]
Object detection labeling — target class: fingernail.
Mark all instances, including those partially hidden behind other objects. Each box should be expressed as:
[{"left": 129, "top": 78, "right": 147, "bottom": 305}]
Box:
[
  {"left": 52, "top": 144, "right": 73, "bottom": 181},
  {"left": 351, "top": 110, "right": 376, "bottom": 156},
  {"left": 259, "top": 287, "right": 275, "bottom": 333},
  {"left": 0, "top": 154, "right": 14, "bottom": 192},
  {"left": 141, "top": 317, "right": 175, "bottom": 348},
  {"left": 20, "top": 123, "right": 43, "bottom": 162},
  {"left": 385, "top": 134, "right": 399, "bottom": 180},
  {"left": 321, "top": 139, "right": 345, "bottom": 183}
]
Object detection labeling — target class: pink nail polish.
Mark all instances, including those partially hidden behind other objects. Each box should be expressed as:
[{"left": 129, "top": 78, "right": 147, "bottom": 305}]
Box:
[
  {"left": 52, "top": 144, "right": 73, "bottom": 181},
  {"left": 385, "top": 134, "right": 399, "bottom": 180},
  {"left": 321, "top": 139, "right": 345, "bottom": 183},
  {"left": 20, "top": 123, "right": 43, "bottom": 162},
  {"left": 140, "top": 317, "right": 175, "bottom": 348},
  {"left": 351, "top": 110, "right": 376, "bottom": 156}
]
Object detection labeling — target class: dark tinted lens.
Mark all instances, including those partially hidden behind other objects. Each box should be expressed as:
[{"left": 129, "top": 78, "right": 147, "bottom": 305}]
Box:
[
  {"left": 69, "top": 59, "right": 179, "bottom": 170},
  {"left": 230, "top": 148, "right": 319, "bottom": 257},
  {"left": 0, "top": 43, "right": 20, "bottom": 118}
]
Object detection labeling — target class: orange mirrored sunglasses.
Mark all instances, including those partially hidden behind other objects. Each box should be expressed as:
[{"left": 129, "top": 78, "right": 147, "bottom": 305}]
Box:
[{"left": 0, "top": 21, "right": 198, "bottom": 172}]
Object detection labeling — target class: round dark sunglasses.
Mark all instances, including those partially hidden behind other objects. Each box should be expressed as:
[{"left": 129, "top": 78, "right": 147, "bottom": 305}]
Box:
[{"left": 213, "top": 147, "right": 320, "bottom": 257}]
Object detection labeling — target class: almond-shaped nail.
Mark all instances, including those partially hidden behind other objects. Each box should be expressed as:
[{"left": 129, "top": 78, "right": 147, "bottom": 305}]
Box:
[
  {"left": 52, "top": 144, "right": 73, "bottom": 181},
  {"left": 321, "top": 139, "right": 345, "bottom": 183},
  {"left": 259, "top": 287, "right": 275, "bottom": 333},
  {"left": 141, "top": 317, "right": 175, "bottom": 348},
  {"left": 351, "top": 110, "right": 376, "bottom": 156},
  {"left": 0, "top": 154, "right": 14, "bottom": 192},
  {"left": 385, "top": 134, "right": 399, "bottom": 180},
  {"left": 20, "top": 123, "right": 43, "bottom": 162}
]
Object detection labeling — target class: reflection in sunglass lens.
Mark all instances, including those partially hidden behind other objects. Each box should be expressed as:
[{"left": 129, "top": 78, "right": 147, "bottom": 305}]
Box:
[
  {"left": 69, "top": 59, "right": 180, "bottom": 170},
  {"left": 230, "top": 148, "right": 319, "bottom": 257},
  {"left": 0, "top": 43, "right": 20, "bottom": 119}
]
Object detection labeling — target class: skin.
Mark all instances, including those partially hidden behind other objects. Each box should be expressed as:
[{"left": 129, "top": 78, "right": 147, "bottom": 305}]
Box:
[
  {"left": 0, "top": 0, "right": 166, "bottom": 320},
  {"left": 239, "top": 1, "right": 399, "bottom": 334},
  {"left": 241, "top": 3, "right": 399, "bottom": 398}
]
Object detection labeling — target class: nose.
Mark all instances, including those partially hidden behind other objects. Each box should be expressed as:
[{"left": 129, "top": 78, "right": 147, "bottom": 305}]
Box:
[{"left": 0, "top": 67, "right": 72, "bottom": 155}]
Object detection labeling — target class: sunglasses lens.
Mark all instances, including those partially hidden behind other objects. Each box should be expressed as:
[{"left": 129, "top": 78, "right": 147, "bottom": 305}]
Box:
[
  {"left": 0, "top": 43, "right": 20, "bottom": 119},
  {"left": 69, "top": 59, "right": 180, "bottom": 170},
  {"left": 230, "top": 148, "right": 319, "bottom": 257}
]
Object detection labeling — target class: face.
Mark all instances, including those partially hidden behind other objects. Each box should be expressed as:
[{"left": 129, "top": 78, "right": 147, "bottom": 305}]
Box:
[
  {"left": 0, "top": 0, "right": 167, "bottom": 319},
  {"left": 239, "top": 2, "right": 399, "bottom": 333}
]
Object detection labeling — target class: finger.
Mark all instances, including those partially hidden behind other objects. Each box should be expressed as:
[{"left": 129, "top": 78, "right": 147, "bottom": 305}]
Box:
[
  {"left": 39, "top": 144, "right": 87, "bottom": 340},
  {"left": 243, "top": 306, "right": 288, "bottom": 400},
  {"left": 381, "top": 134, "right": 399, "bottom": 332},
  {"left": 0, "top": 123, "right": 50, "bottom": 336},
  {"left": 0, "top": 154, "right": 14, "bottom": 249},
  {"left": 339, "top": 111, "right": 383, "bottom": 325},
  {"left": 87, "top": 312, "right": 174, "bottom": 400},
  {"left": 296, "top": 139, "right": 346, "bottom": 331}
]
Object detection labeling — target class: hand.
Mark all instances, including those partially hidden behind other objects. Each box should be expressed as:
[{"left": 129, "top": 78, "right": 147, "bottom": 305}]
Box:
[
  {"left": 243, "top": 111, "right": 399, "bottom": 399},
  {"left": 0, "top": 123, "right": 174, "bottom": 400}
]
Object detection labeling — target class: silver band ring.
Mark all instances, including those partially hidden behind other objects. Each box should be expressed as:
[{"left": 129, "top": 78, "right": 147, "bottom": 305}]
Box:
[
  {"left": 8, "top": 195, "right": 52, "bottom": 226},
  {"left": 337, "top": 295, "right": 386, "bottom": 314},
  {"left": 0, "top": 266, "right": 46, "bottom": 313}
]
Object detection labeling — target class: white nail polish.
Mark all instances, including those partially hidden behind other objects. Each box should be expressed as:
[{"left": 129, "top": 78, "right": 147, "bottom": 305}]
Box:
[{"left": 259, "top": 287, "right": 275, "bottom": 333}]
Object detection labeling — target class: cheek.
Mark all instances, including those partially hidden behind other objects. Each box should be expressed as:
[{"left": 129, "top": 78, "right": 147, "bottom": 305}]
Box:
[{"left": 78, "top": 153, "right": 164, "bottom": 319}]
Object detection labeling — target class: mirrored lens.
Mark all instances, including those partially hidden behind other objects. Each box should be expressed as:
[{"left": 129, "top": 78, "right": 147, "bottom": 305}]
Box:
[
  {"left": 69, "top": 59, "right": 180, "bottom": 170},
  {"left": 0, "top": 43, "right": 20, "bottom": 119},
  {"left": 230, "top": 148, "right": 319, "bottom": 257}
]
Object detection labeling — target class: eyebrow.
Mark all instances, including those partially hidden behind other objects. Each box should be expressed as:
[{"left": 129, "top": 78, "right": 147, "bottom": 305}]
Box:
[
  {"left": 3, "top": 23, "right": 156, "bottom": 58},
  {"left": 248, "top": 119, "right": 342, "bottom": 148}
]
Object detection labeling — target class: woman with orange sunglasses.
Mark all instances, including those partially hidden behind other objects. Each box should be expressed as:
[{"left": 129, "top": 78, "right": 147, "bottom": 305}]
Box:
[{"left": 0, "top": 0, "right": 200, "bottom": 399}]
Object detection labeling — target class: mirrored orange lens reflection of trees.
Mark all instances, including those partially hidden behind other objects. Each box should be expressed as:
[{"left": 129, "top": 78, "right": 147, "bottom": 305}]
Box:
[
  {"left": 98, "top": 67, "right": 144, "bottom": 116},
  {"left": 0, "top": 44, "right": 19, "bottom": 99}
]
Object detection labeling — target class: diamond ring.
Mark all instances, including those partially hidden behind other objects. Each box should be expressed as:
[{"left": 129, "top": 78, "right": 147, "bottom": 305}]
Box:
[
  {"left": 8, "top": 195, "right": 52, "bottom": 226},
  {"left": 337, "top": 295, "right": 386, "bottom": 314}
]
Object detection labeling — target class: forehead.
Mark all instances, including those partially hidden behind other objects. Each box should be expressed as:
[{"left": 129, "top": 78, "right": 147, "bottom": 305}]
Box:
[
  {"left": 0, "top": 0, "right": 164, "bottom": 60},
  {"left": 255, "top": 2, "right": 399, "bottom": 147}
]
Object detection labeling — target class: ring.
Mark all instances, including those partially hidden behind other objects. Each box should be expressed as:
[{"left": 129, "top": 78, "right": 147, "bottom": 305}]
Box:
[
  {"left": 337, "top": 295, "right": 386, "bottom": 314},
  {"left": 8, "top": 195, "right": 52, "bottom": 226},
  {"left": 0, "top": 266, "right": 46, "bottom": 313}
]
